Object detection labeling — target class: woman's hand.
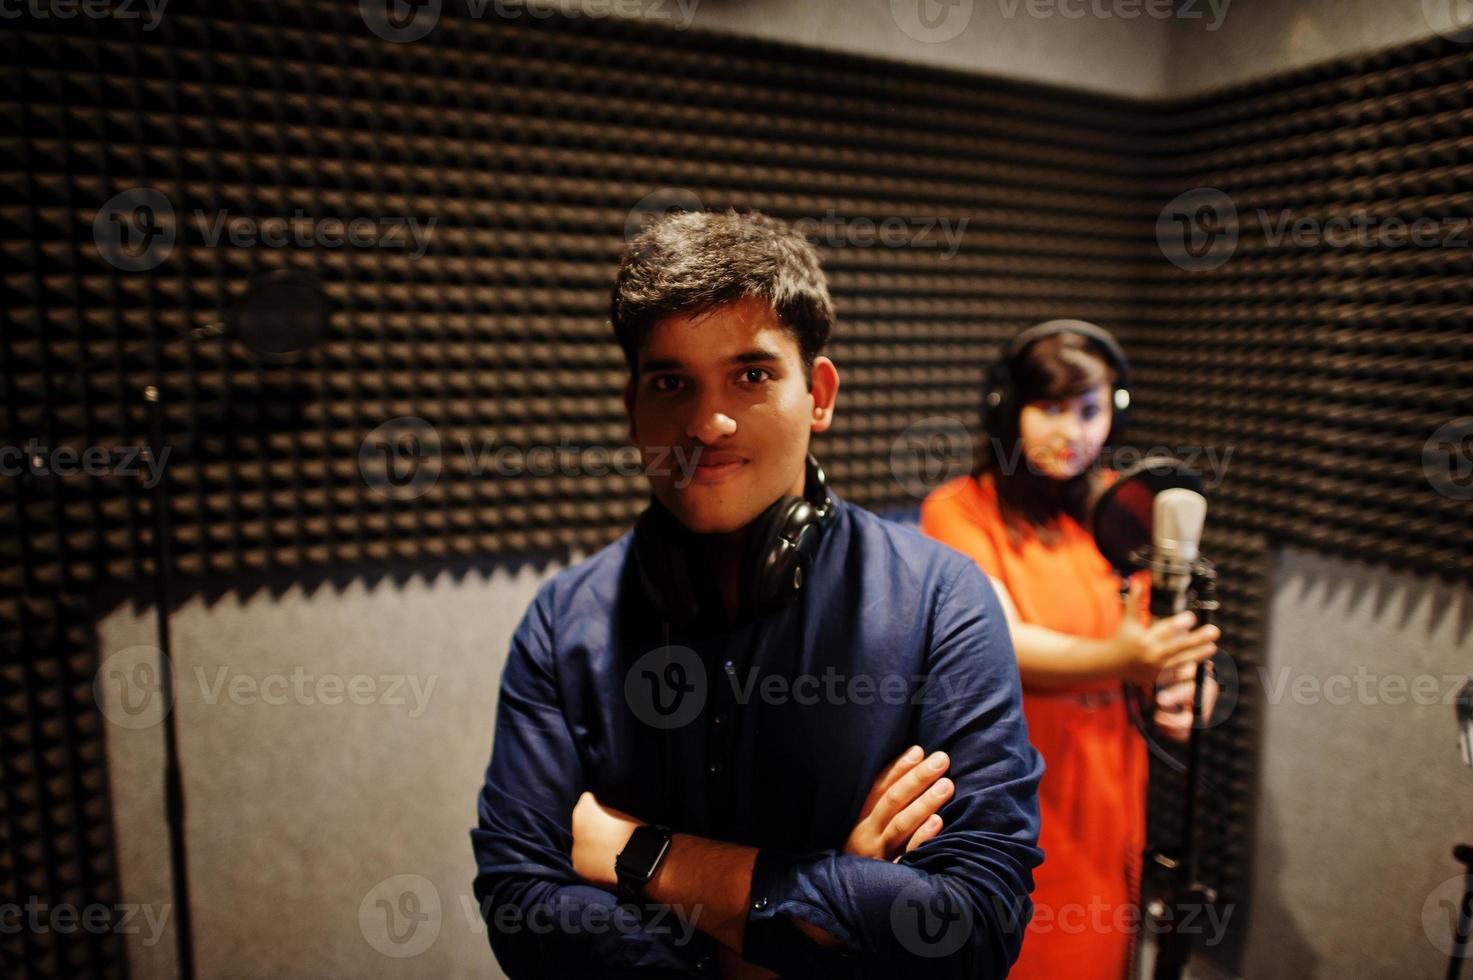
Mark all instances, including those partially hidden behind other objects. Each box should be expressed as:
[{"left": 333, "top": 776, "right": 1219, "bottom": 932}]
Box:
[
  {"left": 843, "top": 745, "right": 953, "bottom": 862},
  {"left": 1112, "top": 577, "right": 1220, "bottom": 689},
  {"left": 1152, "top": 662, "right": 1220, "bottom": 742}
]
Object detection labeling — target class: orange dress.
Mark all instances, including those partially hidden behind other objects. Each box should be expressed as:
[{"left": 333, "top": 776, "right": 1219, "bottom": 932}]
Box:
[{"left": 919, "top": 472, "right": 1149, "bottom": 980}]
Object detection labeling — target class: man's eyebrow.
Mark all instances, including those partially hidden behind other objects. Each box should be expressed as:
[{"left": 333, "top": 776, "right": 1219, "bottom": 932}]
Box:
[
  {"left": 731, "top": 348, "right": 783, "bottom": 365},
  {"left": 639, "top": 349, "right": 785, "bottom": 373}
]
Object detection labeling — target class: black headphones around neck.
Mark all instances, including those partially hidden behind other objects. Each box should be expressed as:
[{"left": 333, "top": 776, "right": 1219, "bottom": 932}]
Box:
[
  {"left": 979, "top": 319, "right": 1133, "bottom": 448},
  {"left": 632, "top": 452, "right": 834, "bottom": 632}
]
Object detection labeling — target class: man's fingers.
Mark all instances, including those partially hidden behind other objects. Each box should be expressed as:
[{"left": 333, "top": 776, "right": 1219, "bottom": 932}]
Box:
[
  {"left": 857, "top": 745, "right": 924, "bottom": 820},
  {"left": 870, "top": 751, "right": 949, "bottom": 829},
  {"left": 882, "top": 777, "right": 953, "bottom": 856},
  {"left": 898, "top": 814, "right": 944, "bottom": 859}
]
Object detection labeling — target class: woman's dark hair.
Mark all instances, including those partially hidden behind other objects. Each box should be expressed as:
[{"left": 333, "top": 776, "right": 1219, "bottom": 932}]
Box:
[
  {"left": 610, "top": 209, "right": 834, "bottom": 383},
  {"left": 974, "top": 332, "right": 1119, "bottom": 548}
]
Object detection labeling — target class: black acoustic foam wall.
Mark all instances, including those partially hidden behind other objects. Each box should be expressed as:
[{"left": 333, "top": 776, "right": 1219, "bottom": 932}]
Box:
[{"left": 3, "top": 2, "right": 1469, "bottom": 976}]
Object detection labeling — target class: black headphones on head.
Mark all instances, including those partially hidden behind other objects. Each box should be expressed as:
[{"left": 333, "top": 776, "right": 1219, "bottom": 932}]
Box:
[
  {"left": 632, "top": 452, "right": 834, "bottom": 631},
  {"left": 979, "top": 319, "right": 1133, "bottom": 448}
]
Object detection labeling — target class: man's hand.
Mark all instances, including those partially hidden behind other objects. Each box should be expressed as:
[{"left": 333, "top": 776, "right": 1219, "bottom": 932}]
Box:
[
  {"left": 1153, "top": 662, "right": 1220, "bottom": 743},
  {"left": 843, "top": 745, "right": 952, "bottom": 862},
  {"left": 570, "top": 791, "right": 643, "bottom": 890}
]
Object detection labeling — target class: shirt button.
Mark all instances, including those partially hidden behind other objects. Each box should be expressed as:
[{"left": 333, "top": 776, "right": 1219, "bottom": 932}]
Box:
[
  {"left": 723, "top": 660, "right": 735, "bottom": 674},
  {"left": 752, "top": 896, "right": 769, "bottom": 911},
  {"left": 713, "top": 713, "right": 727, "bottom": 726},
  {"left": 697, "top": 955, "right": 713, "bottom": 972},
  {"left": 708, "top": 762, "right": 722, "bottom": 774}
]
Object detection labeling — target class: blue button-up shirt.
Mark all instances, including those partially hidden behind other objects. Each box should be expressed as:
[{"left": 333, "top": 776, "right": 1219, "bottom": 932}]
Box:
[{"left": 471, "top": 492, "right": 1043, "bottom": 978}]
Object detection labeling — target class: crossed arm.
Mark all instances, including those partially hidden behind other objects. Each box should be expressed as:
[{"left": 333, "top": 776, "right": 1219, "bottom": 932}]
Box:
[{"left": 567, "top": 744, "right": 957, "bottom": 967}]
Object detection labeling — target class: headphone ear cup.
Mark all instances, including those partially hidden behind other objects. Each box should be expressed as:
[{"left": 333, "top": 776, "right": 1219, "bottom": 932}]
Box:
[{"left": 980, "top": 359, "right": 1011, "bottom": 437}]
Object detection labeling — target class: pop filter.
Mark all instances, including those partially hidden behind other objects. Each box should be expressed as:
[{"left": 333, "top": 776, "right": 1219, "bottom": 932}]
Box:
[{"left": 1092, "top": 455, "right": 1204, "bottom": 576}]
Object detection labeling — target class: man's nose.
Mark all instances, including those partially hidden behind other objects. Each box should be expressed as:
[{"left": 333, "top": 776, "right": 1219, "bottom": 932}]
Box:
[{"left": 687, "top": 407, "right": 737, "bottom": 443}]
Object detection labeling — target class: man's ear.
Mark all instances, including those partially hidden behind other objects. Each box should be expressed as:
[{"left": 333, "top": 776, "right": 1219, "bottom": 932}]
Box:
[
  {"left": 808, "top": 356, "right": 840, "bottom": 434},
  {"left": 623, "top": 375, "right": 637, "bottom": 443}
]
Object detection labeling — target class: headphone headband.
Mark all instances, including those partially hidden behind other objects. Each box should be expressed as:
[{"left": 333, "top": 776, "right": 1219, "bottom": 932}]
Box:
[{"left": 981, "top": 319, "right": 1133, "bottom": 445}]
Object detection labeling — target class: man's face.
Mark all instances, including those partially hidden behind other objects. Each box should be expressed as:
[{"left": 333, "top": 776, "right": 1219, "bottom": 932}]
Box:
[{"left": 624, "top": 295, "right": 839, "bottom": 535}]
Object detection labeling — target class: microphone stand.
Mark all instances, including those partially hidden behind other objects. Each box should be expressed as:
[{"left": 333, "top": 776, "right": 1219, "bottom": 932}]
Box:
[
  {"left": 1449, "top": 844, "right": 1473, "bottom": 980},
  {"left": 1130, "top": 554, "right": 1218, "bottom": 980},
  {"left": 72, "top": 269, "right": 326, "bottom": 979},
  {"left": 143, "top": 381, "right": 195, "bottom": 980}
]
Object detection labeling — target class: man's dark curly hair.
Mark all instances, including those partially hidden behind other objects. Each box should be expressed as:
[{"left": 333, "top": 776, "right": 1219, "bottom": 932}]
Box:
[{"left": 610, "top": 209, "right": 834, "bottom": 383}]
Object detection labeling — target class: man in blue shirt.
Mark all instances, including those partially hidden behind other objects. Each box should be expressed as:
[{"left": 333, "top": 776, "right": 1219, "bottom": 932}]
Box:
[{"left": 471, "top": 210, "right": 1043, "bottom": 978}]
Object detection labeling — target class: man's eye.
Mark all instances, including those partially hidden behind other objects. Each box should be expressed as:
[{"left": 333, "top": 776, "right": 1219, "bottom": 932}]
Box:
[
  {"left": 739, "top": 368, "right": 774, "bottom": 385},
  {"left": 1082, "top": 406, "right": 1099, "bottom": 420},
  {"left": 650, "top": 376, "right": 685, "bottom": 393}
]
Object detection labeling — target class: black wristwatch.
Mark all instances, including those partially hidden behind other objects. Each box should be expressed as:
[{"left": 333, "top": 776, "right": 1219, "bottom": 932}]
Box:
[{"left": 615, "top": 824, "right": 673, "bottom": 901}]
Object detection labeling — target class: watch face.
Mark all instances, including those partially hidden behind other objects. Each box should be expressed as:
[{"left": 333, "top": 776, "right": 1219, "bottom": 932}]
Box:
[{"left": 617, "top": 825, "right": 670, "bottom": 877}]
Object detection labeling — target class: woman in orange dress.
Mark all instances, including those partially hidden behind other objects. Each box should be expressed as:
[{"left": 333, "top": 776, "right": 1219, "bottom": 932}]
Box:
[{"left": 919, "top": 321, "right": 1220, "bottom": 980}]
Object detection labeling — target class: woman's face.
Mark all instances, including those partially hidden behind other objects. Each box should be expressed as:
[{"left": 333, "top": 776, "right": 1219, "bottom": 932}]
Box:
[{"left": 1018, "top": 382, "right": 1113, "bottom": 481}]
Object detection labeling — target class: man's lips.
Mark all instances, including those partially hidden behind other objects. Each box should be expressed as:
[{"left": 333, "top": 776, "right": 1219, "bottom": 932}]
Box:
[
  {"left": 693, "top": 450, "right": 748, "bottom": 467},
  {"left": 688, "top": 450, "right": 748, "bottom": 483}
]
